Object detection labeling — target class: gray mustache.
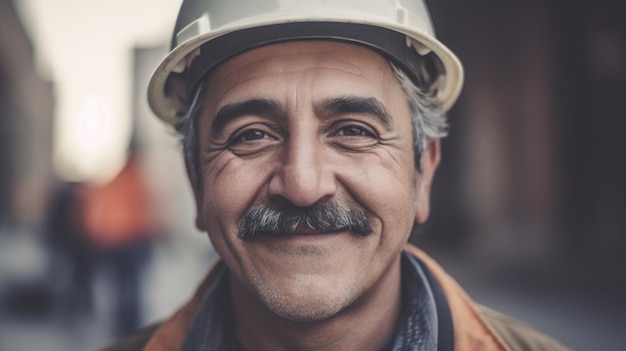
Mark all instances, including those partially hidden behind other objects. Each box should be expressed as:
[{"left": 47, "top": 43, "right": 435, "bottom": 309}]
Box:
[{"left": 238, "top": 199, "right": 373, "bottom": 240}]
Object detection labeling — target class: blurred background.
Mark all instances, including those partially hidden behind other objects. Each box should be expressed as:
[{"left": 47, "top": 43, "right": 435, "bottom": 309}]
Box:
[{"left": 0, "top": 0, "right": 623, "bottom": 350}]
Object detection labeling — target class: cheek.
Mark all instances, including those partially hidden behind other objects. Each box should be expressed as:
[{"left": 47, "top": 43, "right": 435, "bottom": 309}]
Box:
[
  {"left": 199, "top": 158, "right": 272, "bottom": 264},
  {"left": 200, "top": 155, "right": 275, "bottom": 230},
  {"left": 339, "top": 154, "right": 419, "bottom": 228}
]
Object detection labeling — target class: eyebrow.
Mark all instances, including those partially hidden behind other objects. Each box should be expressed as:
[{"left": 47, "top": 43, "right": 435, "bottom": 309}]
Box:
[
  {"left": 211, "top": 99, "right": 284, "bottom": 138},
  {"left": 315, "top": 96, "right": 393, "bottom": 129},
  {"left": 210, "top": 95, "right": 393, "bottom": 137}
]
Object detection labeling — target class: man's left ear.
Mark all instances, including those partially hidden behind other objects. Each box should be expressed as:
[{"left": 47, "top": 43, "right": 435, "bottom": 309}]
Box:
[{"left": 415, "top": 139, "right": 441, "bottom": 225}]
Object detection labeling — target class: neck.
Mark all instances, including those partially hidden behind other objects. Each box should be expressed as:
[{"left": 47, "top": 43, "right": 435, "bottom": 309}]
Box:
[{"left": 231, "top": 257, "right": 403, "bottom": 351}]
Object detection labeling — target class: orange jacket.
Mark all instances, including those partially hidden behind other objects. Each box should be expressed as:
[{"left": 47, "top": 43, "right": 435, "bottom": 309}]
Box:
[{"left": 104, "top": 244, "right": 570, "bottom": 351}]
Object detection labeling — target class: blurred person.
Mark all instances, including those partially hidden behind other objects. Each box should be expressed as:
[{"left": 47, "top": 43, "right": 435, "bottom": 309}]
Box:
[
  {"left": 46, "top": 181, "right": 93, "bottom": 319},
  {"left": 104, "top": 0, "right": 570, "bottom": 350},
  {"left": 80, "top": 146, "right": 157, "bottom": 337}
]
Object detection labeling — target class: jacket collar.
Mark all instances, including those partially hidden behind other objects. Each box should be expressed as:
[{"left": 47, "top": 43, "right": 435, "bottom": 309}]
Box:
[
  {"left": 143, "top": 244, "right": 510, "bottom": 351},
  {"left": 178, "top": 252, "right": 440, "bottom": 351}
]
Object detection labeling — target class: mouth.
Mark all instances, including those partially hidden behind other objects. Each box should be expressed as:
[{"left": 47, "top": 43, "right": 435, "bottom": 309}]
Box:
[{"left": 259, "top": 226, "right": 350, "bottom": 237}]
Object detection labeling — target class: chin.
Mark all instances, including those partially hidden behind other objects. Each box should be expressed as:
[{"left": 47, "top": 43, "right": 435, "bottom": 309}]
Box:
[{"left": 252, "top": 276, "right": 361, "bottom": 323}]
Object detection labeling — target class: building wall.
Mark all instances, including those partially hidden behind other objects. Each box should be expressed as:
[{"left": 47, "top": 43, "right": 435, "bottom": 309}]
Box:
[
  {"left": 0, "top": 0, "right": 54, "bottom": 225},
  {"left": 420, "top": 0, "right": 626, "bottom": 293}
]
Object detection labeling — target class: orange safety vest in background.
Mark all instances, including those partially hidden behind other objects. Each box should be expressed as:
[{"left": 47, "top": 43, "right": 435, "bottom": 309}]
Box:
[{"left": 80, "top": 156, "right": 155, "bottom": 248}]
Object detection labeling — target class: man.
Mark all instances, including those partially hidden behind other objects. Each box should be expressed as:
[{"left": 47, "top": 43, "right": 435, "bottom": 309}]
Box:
[{"left": 105, "top": 0, "right": 569, "bottom": 350}]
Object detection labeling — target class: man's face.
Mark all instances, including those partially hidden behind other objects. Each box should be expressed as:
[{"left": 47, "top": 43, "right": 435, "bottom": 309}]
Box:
[{"left": 190, "top": 41, "right": 439, "bottom": 322}]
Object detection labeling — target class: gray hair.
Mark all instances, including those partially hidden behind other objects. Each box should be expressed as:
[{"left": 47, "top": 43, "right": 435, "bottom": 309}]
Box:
[{"left": 175, "top": 61, "right": 449, "bottom": 179}]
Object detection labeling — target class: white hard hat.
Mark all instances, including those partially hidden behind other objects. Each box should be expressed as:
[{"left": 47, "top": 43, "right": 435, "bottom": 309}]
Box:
[{"left": 148, "top": 0, "right": 464, "bottom": 126}]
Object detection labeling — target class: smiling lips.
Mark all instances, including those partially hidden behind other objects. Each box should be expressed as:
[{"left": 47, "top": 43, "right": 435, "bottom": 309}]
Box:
[{"left": 260, "top": 225, "right": 352, "bottom": 237}]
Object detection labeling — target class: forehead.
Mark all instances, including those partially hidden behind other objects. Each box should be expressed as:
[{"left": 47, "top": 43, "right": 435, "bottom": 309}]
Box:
[{"left": 203, "top": 40, "right": 403, "bottom": 106}]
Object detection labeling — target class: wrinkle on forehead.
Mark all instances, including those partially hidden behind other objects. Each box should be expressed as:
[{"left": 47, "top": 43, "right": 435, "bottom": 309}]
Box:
[
  {"left": 200, "top": 40, "right": 408, "bottom": 133},
  {"left": 210, "top": 66, "right": 383, "bottom": 111}
]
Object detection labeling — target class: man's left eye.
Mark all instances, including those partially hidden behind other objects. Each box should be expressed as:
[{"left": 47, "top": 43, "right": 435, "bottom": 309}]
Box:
[{"left": 336, "top": 125, "right": 374, "bottom": 137}]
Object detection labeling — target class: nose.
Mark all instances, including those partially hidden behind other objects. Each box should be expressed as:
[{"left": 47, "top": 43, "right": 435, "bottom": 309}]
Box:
[{"left": 268, "top": 134, "right": 337, "bottom": 207}]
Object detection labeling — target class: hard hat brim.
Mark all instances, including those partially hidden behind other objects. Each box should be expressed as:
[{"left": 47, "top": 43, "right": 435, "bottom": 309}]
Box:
[{"left": 148, "top": 20, "right": 463, "bottom": 125}]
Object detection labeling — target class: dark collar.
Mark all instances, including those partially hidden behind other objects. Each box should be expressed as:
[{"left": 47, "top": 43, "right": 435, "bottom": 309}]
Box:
[{"left": 181, "top": 251, "right": 453, "bottom": 351}]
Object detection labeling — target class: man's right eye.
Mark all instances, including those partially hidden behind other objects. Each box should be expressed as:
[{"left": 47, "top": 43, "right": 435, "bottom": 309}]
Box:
[
  {"left": 238, "top": 129, "right": 268, "bottom": 142},
  {"left": 228, "top": 128, "right": 278, "bottom": 151}
]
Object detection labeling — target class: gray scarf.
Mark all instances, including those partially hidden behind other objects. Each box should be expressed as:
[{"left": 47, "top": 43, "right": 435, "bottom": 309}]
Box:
[{"left": 181, "top": 251, "right": 439, "bottom": 351}]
